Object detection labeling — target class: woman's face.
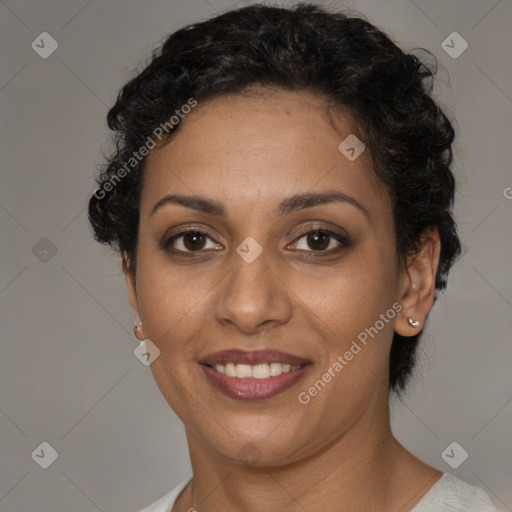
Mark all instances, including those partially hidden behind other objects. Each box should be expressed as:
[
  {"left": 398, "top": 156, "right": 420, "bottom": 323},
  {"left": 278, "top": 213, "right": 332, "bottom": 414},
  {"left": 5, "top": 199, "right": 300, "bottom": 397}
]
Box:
[{"left": 124, "top": 89, "right": 427, "bottom": 465}]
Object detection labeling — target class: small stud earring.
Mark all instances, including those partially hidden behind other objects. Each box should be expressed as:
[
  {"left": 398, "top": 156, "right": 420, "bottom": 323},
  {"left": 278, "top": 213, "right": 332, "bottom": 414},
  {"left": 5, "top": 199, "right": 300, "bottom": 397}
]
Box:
[
  {"left": 133, "top": 321, "right": 143, "bottom": 339},
  {"left": 407, "top": 317, "right": 420, "bottom": 327}
]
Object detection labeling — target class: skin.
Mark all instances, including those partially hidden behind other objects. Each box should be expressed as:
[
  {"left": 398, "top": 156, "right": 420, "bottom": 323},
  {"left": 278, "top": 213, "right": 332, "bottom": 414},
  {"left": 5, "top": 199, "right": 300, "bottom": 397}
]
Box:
[{"left": 123, "top": 89, "right": 443, "bottom": 511}]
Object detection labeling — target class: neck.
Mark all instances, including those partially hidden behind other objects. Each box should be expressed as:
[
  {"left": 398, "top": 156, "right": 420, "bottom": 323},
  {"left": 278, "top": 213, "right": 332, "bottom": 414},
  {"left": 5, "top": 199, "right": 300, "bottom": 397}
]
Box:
[{"left": 177, "top": 392, "right": 439, "bottom": 511}]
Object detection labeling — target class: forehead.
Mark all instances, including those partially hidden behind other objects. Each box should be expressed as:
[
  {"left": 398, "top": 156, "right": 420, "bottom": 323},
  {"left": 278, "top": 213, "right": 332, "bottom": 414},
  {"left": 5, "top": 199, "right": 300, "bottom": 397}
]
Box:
[{"left": 140, "top": 89, "right": 388, "bottom": 219}]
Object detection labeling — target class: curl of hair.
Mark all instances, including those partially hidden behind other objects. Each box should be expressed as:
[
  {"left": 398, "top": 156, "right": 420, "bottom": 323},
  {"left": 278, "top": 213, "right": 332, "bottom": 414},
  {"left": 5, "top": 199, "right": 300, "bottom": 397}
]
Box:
[{"left": 88, "top": 3, "right": 461, "bottom": 394}]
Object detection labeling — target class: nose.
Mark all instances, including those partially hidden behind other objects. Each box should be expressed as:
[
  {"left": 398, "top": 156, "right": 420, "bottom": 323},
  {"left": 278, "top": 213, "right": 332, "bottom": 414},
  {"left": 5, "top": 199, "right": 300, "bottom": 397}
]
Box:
[{"left": 214, "top": 245, "right": 293, "bottom": 334}]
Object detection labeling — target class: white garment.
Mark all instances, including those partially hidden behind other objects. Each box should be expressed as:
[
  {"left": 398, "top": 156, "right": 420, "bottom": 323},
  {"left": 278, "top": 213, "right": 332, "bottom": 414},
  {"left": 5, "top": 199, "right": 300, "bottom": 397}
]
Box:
[{"left": 136, "top": 472, "right": 499, "bottom": 511}]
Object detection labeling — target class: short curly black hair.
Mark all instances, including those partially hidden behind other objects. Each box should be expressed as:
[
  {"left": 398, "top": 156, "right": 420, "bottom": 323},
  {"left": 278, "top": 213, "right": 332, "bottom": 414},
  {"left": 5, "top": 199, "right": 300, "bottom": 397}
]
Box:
[{"left": 88, "top": 3, "right": 461, "bottom": 394}]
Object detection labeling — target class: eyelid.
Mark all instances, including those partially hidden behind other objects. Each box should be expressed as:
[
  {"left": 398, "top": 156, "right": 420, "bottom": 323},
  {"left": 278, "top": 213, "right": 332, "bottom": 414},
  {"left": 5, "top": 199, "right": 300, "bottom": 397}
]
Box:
[
  {"left": 292, "top": 224, "right": 350, "bottom": 243},
  {"left": 162, "top": 226, "right": 221, "bottom": 252},
  {"left": 162, "top": 224, "right": 351, "bottom": 256}
]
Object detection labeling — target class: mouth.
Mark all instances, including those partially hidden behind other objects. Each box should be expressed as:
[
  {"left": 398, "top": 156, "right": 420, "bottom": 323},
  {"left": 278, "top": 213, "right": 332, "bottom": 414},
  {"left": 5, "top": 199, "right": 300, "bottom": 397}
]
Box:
[
  {"left": 199, "top": 349, "right": 311, "bottom": 400},
  {"left": 207, "top": 361, "right": 304, "bottom": 378}
]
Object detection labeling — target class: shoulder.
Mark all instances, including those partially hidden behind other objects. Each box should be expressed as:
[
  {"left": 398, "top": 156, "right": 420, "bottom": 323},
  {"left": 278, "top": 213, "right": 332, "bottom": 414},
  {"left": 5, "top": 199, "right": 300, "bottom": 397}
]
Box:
[
  {"left": 135, "top": 477, "right": 192, "bottom": 512},
  {"left": 411, "top": 472, "right": 499, "bottom": 511}
]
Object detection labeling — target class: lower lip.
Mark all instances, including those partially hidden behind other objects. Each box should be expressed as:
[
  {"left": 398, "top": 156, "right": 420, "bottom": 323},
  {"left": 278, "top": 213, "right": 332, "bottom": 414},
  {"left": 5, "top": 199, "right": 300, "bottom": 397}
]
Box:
[{"left": 201, "top": 364, "right": 310, "bottom": 400}]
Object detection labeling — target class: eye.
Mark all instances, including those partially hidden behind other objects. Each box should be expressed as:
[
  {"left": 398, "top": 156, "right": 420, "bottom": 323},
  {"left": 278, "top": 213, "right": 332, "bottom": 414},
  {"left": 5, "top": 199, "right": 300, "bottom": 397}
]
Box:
[
  {"left": 164, "top": 229, "right": 222, "bottom": 255},
  {"left": 289, "top": 228, "right": 349, "bottom": 253},
  {"left": 163, "top": 226, "right": 350, "bottom": 258}
]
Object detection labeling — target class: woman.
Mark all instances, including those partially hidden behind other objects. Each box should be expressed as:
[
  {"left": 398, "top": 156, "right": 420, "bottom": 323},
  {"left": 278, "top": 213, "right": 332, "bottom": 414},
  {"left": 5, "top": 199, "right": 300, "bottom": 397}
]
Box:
[{"left": 88, "top": 4, "right": 499, "bottom": 511}]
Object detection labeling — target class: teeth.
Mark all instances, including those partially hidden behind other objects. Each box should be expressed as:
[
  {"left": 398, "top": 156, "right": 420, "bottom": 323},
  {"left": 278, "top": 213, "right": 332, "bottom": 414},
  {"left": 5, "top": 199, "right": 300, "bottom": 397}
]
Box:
[
  {"left": 253, "top": 363, "right": 270, "bottom": 379},
  {"left": 236, "top": 363, "right": 253, "bottom": 378},
  {"left": 225, "top": 363, "right": 237, "bottom": 377},
  {"left": 270, "top": 362, "right": 282, "bottom": 376},
  {"left": 213, "top": 362, "right": 301, "bottom": 378}
]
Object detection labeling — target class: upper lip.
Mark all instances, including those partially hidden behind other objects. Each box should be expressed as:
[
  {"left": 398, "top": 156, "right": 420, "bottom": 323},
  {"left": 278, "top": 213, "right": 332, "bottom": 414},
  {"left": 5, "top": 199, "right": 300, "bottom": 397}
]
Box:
[{"left": 199, "top": 349, "right": 311, "bottom": 366}]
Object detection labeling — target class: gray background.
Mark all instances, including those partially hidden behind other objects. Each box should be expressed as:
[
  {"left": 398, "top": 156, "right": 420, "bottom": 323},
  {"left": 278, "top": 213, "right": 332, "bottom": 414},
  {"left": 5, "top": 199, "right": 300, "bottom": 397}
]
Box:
[{"left": 1, "top": 0, "right": 511, "bottom": 510}]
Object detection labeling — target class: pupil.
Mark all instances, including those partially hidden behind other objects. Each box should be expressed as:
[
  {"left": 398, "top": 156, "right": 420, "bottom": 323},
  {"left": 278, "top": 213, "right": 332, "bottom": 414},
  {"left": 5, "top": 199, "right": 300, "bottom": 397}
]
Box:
[
  {"left": 184, "top": 232, "right": 205, "bottom": 251},
  {"left": 181, "top": 231, "right": 330, "bottom": 252},
  {"left": 308, "top": 231, "right": 328, "bottom": 250}
]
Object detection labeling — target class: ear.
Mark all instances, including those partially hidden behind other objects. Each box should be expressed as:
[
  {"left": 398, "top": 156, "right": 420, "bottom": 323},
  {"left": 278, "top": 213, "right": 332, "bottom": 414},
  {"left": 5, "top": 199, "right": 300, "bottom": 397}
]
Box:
[
  {"left": 122, "top": 251, "right": 141, "bottom": 323},
  {"left": 395, "top": 227, "right": 441, "bottom": 337}
]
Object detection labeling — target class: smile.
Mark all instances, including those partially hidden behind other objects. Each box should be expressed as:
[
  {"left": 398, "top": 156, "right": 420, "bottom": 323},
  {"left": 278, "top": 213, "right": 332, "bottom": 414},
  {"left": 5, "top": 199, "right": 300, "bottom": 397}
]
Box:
[
  {"left": 199, "top": 348, "right": 311, "bottom": 400},
  {"left": 211, "top": 362, "right": 303, "bottom": 379}
]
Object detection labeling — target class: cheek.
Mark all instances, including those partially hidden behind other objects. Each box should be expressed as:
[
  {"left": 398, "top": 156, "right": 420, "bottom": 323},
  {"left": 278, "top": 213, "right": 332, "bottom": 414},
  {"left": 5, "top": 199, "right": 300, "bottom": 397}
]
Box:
[
  {"left": 136, "top": 237, "right": 398, "bottom": 345},
  {"left": 135, "top": 220, "right": 398, "bottom": 336},
  {"left": 302, "top": 253, "right": 398, "bottom": 335},
  {"left": 138, "top": 278, "right": 202, "bottom": 348},
  {"left": 294, "top": 268, "right": 397, "bottom": 417},
  {"left": 135, "top": 260, "right": 213, "bottom": 417},
  {"left": 294, "top": 248, "right": 399, "bottom": 393},
  {"left": 135, "top": 250, "right": 219, "bottom": 358}
]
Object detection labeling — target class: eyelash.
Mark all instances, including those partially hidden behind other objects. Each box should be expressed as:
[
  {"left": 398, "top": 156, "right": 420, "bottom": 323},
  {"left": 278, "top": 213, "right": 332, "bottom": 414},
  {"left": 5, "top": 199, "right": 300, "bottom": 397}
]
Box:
[{"left": 162, "top": 226, "right": 350, "bottom": 259}]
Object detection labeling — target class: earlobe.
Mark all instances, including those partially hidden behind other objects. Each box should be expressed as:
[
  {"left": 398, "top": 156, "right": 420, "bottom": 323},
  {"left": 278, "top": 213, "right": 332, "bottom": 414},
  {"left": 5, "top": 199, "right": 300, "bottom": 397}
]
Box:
[{"left": 395, "top": 227, "right": 441, "bottom": 337}]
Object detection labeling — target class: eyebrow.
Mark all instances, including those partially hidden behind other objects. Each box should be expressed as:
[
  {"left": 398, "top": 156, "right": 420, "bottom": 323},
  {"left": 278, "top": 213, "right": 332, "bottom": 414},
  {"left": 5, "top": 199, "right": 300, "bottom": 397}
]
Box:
[{"left": 150, "top": 190, "right": 370, "bottom": 220}]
